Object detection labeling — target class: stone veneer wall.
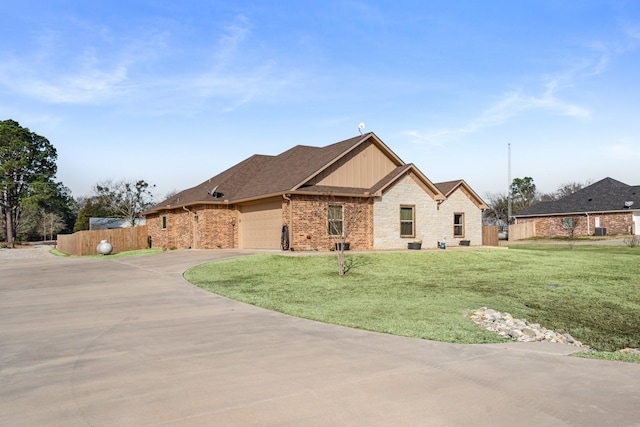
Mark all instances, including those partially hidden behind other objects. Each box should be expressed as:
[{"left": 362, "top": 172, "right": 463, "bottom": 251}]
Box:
[
  {"left": 373, "top": 175, "right": 484, "bottom": 249},
  {"left": 373, "top": 175, "right": 439, "bottom": 249},
  {"left": 435, "top": 187, "right": 484, "bottom": 247},
  {"left": 517, "top": 211, "right": 635, "bottom": 237},
  {"left": 285, "top": 195, "right": 373, "bottom": 251}
]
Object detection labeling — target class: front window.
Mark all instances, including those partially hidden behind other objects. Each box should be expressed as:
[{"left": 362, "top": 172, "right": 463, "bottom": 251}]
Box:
[
  {"left": 328, "top": 204, "right": 343, "bottom": 236},
  {"left": 454, "top": 213, "right": 464, "bottom": 237},
  {"left": 161, "top": 215, "right": 167, "bottom": 230},
  {"left": 563, "top": 217, "right": 574, "bottom": 229},
  {"left": 400, "top": 206, "right": 415, "bottom": 237}
]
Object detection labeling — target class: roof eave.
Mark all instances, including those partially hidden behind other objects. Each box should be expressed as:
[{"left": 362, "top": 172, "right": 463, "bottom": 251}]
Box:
[
  {"left": 143, "top": 199, "right": 231, "bottom": 215},
  {"left": 454, "top": 180, "right": 489, "bottom": 210},
  {"left": 515, "top": 208, "right": 636, "bottom": 218},
  {"left": 289, "top": 190, "right": 373, "bottom": 198}
]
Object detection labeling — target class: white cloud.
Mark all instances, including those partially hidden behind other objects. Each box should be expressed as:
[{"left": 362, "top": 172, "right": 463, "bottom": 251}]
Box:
[
  {"left": 0, "top": 23, "right": 141, "bottom": 105},
  {"left": 624, "top": 23, "right": 640, "bottom": 40},
  {"left": 405, "top": 49, "right": 610, "bottom": 146},
  {"left": 10, "top": 65, "right": 130, "bottom": 104},
  {"left": 0, "top": 13, "right": 298, "bottom": 114},
  {"left": 213, "top": 15, "right": 251, "bottom": 67},
  {"left": 607, "top": 143, "right": 640, "bottom": 160}
]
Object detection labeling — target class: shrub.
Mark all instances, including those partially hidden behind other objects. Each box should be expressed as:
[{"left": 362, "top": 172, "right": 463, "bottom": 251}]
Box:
[{"left": 623, "top": 235, "right": 640, "bottom": 248}]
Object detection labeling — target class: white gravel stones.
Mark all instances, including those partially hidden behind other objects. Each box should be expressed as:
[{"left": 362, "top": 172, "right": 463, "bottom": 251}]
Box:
[{"left": 470, "top": 307, "right": 589, "bottom": 349}]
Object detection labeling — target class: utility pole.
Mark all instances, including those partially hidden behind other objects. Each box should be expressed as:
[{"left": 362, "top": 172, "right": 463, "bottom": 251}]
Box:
[{"left": 507, "top": 143, "right": 512, "bottom": 224}]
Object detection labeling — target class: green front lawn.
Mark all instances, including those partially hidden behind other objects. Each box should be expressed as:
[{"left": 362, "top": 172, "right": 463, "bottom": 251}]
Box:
[{"left": 184, "top": 245, "right": 640, "bottom": 360}]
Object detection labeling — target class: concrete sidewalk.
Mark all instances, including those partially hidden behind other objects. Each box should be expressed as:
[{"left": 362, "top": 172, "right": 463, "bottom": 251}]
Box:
[{"left": 1, "top": 250, "right": 639, "bottom": 426}]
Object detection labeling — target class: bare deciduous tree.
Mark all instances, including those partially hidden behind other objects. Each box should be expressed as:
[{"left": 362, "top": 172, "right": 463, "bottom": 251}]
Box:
[
  {"left": 483, "top": 192, "right": 509, "bottom": 226},
  {"left": 40, "top": 211, "right": 65, "bottom": 241},
  {"left": 92, "top": 179, "right": 155, "bottom": 226},
  {"left": 563, "top": 216, "right": 579, "bottom": 247},
  {"left": 308, "top": 195, "right": 369, "bottom": 276}
]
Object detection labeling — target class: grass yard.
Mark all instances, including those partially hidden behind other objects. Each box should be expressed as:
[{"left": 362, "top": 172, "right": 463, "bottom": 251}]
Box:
[{"left": 184, "top": 245, "right": 640, "bottom": 356}]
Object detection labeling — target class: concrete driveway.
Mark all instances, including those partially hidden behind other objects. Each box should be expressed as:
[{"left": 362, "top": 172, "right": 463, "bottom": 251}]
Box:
[{"left": 1, "top": 249, "right": 639, "bottom": 426}]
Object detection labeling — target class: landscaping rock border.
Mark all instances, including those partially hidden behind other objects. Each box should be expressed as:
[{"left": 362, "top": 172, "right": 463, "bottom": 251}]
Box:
[{"left": 469, "top": 307, "right": 589, "bottom": 349}]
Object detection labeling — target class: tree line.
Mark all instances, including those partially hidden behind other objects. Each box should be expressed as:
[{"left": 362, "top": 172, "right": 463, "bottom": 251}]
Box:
[
  {"left": 483, "top": 176, "right": 591, "bottom": 226},
  {"left": 1, "top": 119, "right": 157, "bottom": 245}
]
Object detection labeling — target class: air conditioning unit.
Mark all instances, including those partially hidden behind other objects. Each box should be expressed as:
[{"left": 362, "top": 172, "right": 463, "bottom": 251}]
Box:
[{"left": 594, "top": 227, "right": 606, "bottom": 236}]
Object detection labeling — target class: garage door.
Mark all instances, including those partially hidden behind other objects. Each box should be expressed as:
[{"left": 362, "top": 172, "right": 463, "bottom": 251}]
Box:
[{"left": 239, "top": 200, "right": 283, "bottom": 249}]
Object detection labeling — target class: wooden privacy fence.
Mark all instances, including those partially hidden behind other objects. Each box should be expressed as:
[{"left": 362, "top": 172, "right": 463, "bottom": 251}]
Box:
[
  {"left": 482, "top": 226, "right": 499, "bottom": 246},
  {"left": 57, "top": 225, "right": 149, "bottom": 256},
  {"left": 508, "top": 222, "right": 536, "bottom": 241}
]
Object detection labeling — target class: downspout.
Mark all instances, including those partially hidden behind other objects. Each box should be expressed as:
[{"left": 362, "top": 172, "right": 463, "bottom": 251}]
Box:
[
  {"left": 585, "top": 212, "right": 590, "bottom": 236},
  {"left": 183, "top": 206, "right": 196, "bottom": 249},
  {"left": 283, "top": 194, "right": 293, "bottom": 247}
]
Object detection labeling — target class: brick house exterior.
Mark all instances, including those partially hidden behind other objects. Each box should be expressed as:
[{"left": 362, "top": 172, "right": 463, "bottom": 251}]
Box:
[
  {"left": 144, "top": 133, "right": 488, "bottom": 250},
  {"left": 514, "top": 178, "right": 640, "bottom": 237}
]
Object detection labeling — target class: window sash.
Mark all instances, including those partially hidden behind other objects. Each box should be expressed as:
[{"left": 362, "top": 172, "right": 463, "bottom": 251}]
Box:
[
  {"left": 400, "top": 206, "right": 414, "bottom": 237},
  {"left": 454, "top": 213, "right": 464, "bottom": 237},
  {"left": 161, "top": 215, "right": 167, "bottom": 229},
  {"left": 328, "top": 205, "right": 343, "bottom": 236}
]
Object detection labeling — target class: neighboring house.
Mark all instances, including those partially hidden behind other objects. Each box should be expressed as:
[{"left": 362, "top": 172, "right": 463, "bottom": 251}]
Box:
[
  {"left": 143, "top": 133, "right": 488, "bottom": 250},
  {"left": 514, "top": 177, "right": 640, "bottom": 237},
  {"left": 89, "top": 217, "right": 146, "bottom": 230}
]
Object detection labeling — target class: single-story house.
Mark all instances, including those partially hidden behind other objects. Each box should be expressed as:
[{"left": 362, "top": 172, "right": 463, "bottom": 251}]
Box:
[
  {"left": 144, "top": 133, "right": 488, "bottom": 250},
  {"left": 514, "top": 177, "right": 640, "bottom": 237}
]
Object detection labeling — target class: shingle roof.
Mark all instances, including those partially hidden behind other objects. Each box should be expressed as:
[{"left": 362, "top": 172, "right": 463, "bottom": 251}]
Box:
[
  {"left": 145, "top": 133, "right": 385, "bottom": 213},
  {"left": 144, "top": 133, "right": 487, "bottom": 215},
  {"left": 369, "top": 164, "right": 414, "bottom": 195},
  {"left": 515, "top": 177, "right": 640, "bottom": 216},
  {"left": 434, "top": 180, "right": 463, "bottom": 196},
  {"left": 434, "top": 179, "right": 489, "bottom": 209}
]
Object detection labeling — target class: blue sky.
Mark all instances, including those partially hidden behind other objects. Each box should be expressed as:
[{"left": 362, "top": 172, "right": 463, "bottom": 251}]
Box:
[{"left": 2, "top": 1, "right": 639, "bottom": 201}]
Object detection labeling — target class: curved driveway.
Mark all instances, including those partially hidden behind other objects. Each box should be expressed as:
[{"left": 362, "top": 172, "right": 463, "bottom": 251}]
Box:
[{"left": 1, "top": 249, "right": 639, "bottom": 426}]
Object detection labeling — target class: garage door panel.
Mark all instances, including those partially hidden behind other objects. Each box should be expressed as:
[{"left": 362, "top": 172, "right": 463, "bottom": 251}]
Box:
[{"left": 240, "top": 201, "right": 282, "bottom": 249}]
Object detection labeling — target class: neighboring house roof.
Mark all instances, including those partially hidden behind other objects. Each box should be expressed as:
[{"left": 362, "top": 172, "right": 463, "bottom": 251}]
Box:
[
  {"left": 515, "top": 177, "right": 640, "bottom": 217},
  {"left": 144, "top": 133, "right": 459, "bottom": 214}
]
